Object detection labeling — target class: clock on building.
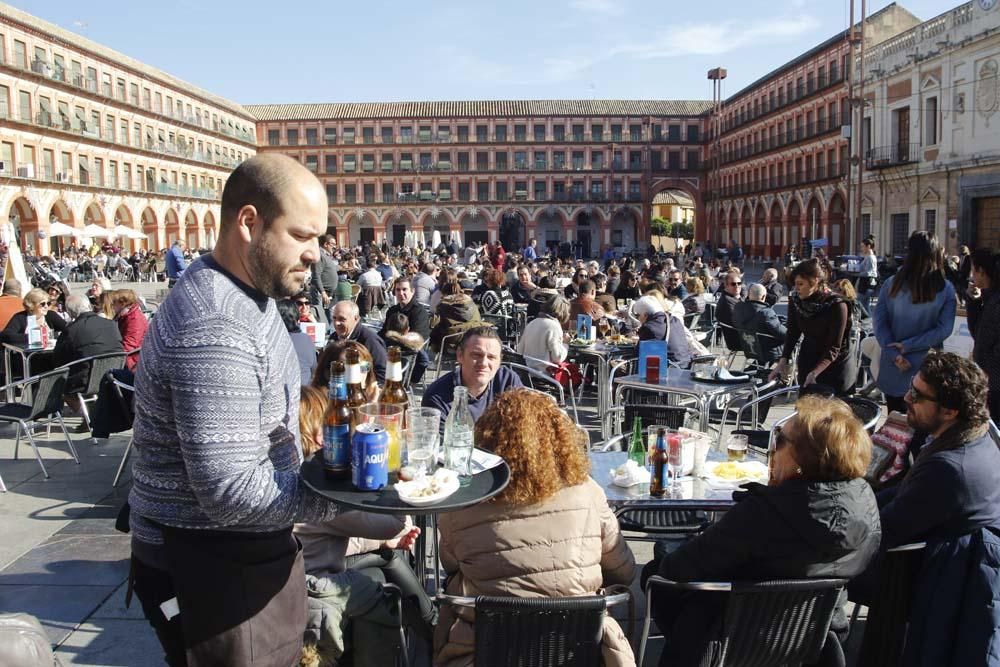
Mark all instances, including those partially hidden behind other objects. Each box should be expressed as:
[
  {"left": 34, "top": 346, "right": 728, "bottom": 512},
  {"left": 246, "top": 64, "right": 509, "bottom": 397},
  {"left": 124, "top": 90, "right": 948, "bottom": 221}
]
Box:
[{"left": 980, "top": 0, "right": 998, "bottom": 11}]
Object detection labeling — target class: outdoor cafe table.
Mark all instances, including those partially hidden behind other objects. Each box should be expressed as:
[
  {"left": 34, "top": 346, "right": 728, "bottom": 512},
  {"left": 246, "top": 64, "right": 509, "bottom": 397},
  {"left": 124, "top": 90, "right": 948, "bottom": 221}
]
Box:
[
  {"left": 591, "top": 450, "right": 765, "bottom": 512},
  {"left": 300, "top": 454, "right": 511, "bottom": 590},
  {"left": 613, "top": 372, "right": 758, "bottom": 433},
  {"left": 3, "top": 341, "right": 56, "bottom": 403},
  {"left": 568, "top": 341, "right": 637, "bottom": 430}
]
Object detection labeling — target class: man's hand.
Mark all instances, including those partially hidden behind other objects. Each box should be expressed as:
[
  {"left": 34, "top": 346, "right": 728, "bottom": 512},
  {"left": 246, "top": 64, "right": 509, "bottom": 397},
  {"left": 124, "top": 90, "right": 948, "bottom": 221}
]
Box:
[
  {"left": 768, "top": 358, "right": 788, "bottom": 383},
  {"left": 894, "top": 355, "right": 912, "bottom": 372},
  {"left": 321, "top": 293, "right": 331, "bottom": 306},
  {"left": 803, "top": 371, "right": 819, "bottom": 387},
  {"left": 383, "top": 526, "right": 420, "bottom": 551}
]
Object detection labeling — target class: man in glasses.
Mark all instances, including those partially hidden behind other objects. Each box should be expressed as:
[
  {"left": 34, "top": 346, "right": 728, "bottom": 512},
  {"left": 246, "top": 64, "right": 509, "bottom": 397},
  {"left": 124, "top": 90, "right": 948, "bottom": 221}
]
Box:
[
  {"left": 715, "top": 270, "right": 745, "bottom": 351},
  {"left": 665, "top": 269, "right": 688, "bottom": 300},
  {"left": 875, "top": 351, "right": 1000, "bottom": 550}
]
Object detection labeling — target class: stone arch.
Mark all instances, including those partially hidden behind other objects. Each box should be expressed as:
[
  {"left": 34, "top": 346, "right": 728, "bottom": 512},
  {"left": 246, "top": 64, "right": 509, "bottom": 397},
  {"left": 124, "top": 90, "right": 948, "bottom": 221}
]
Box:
[
  {"left": 727, "top": 207, "right": 739, "bottom": 248},
  {"left": 6, "top": 196, "right": 37, "bottom": 253},
  {"left": 114, "top": 204, "right": 134, "bottom": 227},
  {"left": 140, "top": 207, "right": 159, "bottom": 251},
  {"left": 567, "top": 206, "right": 606, "bottom": 226},
  {"left": 754, "top": 203, "right": 769, "bottom": 258},
  {"left": 574, "top": 207, "right": 604, "bottom": 259},
  {"left": 83, "top": 201, "right": 107, "bottom": 226},
  {"left": 740, "top": 204, "right": 752, "bottom": 252},
  {"left": 787, "top": 199, "right": 803, "bottom": 248},
  {"left": 203, "top": 210, "right": 217, "bottom": 249},
  {"left": 535, "top": 207, "right": 565, "bottom": 254},
  {"left": 770, "top": 201, "right": 785, "bottom": 257},
  {"left": 460, "top": 209, "right": 491, "bottom": 248},
  {"left": 828, "top": 192, "right": 846, "bottom": 254},
  {"left": 805, "top": 195, "right": 823, "bottom": 241},
  {"left": 184, "top": 209, "right": 200, "bottom": 248},
  {"left": 382, "top": 209, "right": 418, "bottom": 248},
  {"left": 610, "top": 207, "right": 639, "bottom": 253},
  {"left": 348, "top": 210, "right": 380, "bottom": 247},
  {"left": 164, "top": 208, "right": 180, "bottom": 245}
]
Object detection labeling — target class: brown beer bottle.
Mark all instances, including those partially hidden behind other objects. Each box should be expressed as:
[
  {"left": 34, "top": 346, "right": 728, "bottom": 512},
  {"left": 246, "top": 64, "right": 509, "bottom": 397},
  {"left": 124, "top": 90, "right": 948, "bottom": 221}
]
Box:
[
  {"left": 382, "top": 346, "right": 409, "bottom": 409},
  {"left": 345, "top": 347, "right": 368, "bottom": 432},
  {"left": 322, "top": 361, "right": 352, "bottom": 479},
  {"left": 649, "top": 428, "right": 668, "bottom": 497}
]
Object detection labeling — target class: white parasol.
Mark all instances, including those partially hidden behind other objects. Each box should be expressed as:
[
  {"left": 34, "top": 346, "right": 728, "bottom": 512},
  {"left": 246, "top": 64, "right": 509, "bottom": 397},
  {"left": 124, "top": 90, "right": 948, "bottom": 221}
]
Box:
[
  {"left": 81, "top": 223, "right": 115, "bottom": 239},
  {"left": 113, "top": 225, "right": 146, "bottom": 240},
  {"left": 431, "top": 230, "right": 442, "bottom": 249},
  {"left": 48, "top": 221, "right": 78, "bottom": 237}
]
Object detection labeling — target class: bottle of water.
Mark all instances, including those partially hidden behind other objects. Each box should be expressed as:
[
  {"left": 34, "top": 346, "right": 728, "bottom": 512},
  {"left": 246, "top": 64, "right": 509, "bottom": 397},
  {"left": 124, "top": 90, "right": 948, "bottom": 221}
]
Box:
[{"left": 444, "top": 386, "right": 475, "bottom": 484}]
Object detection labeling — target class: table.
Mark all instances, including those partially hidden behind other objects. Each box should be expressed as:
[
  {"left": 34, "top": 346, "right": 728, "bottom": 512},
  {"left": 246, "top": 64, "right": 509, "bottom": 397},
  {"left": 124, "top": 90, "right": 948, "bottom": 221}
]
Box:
[
  {"left": 567, "top": 341, "right": 637, "bottom": 431},
  {"left": 591, "top": 450, "right": 764, "bottom": 511},
  {"left": 300, "top": 455, "right": 511, "bottom": 590},
  {"left": 613, "top": 372, "right": 757, "bottom": 433},
  {"left": 4, "top": 342, "right": 56, "bottom": 403}
]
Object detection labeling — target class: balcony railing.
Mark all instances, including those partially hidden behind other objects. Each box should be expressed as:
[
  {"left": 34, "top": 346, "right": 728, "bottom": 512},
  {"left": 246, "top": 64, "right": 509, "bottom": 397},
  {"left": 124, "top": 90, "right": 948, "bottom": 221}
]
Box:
[
  {"left": 719, "top": 114, "right": 842, "bottom": 164},
  {"left": 716, "top": 71, "right": 846, "bottom": 137},
  {"left": 865, "top": 143, "right": 920, "bottom": 169},
  {"left": 707, "top": 162, "right": 847, "bottom": 200},
  {"left": 2, "top": 161, "right": 220, "bottom": 200},
  {"left": 278, "top": 130, "right": 706, "bottom": 147}
]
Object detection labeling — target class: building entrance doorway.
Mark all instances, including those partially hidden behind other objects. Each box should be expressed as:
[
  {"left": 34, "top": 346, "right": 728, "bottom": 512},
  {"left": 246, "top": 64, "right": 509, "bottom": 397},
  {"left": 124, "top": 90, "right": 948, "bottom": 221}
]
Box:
[{"left": 975, "top": 197, "right": 1000, "bottom": 249}]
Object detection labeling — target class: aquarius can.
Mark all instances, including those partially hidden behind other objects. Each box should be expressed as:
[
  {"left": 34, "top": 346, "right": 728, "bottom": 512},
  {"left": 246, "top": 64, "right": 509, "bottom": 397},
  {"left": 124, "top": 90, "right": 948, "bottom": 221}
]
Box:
[{"left": 351, "top": 422, "right": 389, "bottom": 491}]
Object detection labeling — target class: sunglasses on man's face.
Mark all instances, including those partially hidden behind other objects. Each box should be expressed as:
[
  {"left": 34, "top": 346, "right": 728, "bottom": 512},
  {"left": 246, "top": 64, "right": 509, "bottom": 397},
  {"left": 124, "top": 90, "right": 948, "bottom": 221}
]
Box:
[
  {"left": 295, "top": 301, "right": 310, "bottom": 307},
  {"left": 729, "top": 281, "right": 742, "bottom": 287}
]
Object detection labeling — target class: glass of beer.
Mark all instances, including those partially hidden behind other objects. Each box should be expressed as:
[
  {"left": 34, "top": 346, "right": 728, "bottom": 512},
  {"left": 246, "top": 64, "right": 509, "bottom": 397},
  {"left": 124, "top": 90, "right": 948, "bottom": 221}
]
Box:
[{"left": 726, "top": 434, "right": 749, "bottom": 462}]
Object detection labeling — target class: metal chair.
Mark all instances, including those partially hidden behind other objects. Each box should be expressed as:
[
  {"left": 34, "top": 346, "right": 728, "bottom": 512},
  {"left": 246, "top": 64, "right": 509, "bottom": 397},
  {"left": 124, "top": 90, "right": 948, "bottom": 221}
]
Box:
[
  {"left": 0, "top": 368, "right": 77, "bottom": 479},
  {"left": 841, "top": 396, "right": 881, "bottom": 434},
  {"left": 504, "top": 360, "right": 579, "bottom": 422},
  {"left": 434, "top": 330, "right": 467, "bottom": 378},
  {"left": 111, "top": 375, "right": 136, "bottom": 488},
  {"left": 436, "top": 588, "right": 632, "bottom": 667},
  {"left": 728, "top": 383, "right": 801, "bottom": 455},
  {"left": 849, "top": 542, "right": 927, "bottom": 667},
  {"left": 56, "top": 351, "right": 127, "bottom": 433},
  {"left": 640, "top": 575, "right": 848, "bottom": 667}
]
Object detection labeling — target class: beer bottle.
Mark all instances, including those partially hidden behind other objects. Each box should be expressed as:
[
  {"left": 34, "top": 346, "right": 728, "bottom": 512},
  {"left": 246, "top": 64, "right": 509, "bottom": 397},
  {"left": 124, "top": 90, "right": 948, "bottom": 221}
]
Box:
[
  {"left": 627, "top": 416, "right": 646, "bottom": 469},
  {"left": 345, "top": 347, "right": 368, "bottom": 432},
  {"left": 650, "top": 428, "right": 668, "bottom": 497},
  {"left": 382, "top": 346, "right": 409, "bottom": 408},
  {"left": 322, "top": 361, "right": 352, "bottom": 480}
]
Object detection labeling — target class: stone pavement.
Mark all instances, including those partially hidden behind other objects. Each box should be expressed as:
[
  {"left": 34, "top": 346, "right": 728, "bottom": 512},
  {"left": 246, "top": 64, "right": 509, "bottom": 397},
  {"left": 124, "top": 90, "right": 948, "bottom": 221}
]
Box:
[{"left": 0, "top": 269, "right": 880, "bottom": 666}]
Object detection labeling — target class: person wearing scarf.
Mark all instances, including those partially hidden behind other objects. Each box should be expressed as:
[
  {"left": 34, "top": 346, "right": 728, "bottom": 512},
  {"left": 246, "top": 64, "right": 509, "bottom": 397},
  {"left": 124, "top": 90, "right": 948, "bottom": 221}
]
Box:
[{"left": 770, "top": 259, "right": 856, "bottom": 395}]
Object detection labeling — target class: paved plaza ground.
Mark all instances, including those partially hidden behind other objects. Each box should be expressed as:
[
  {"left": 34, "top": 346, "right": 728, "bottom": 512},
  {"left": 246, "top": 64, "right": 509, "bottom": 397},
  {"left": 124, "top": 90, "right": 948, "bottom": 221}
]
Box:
[{"left": 0, "top": 265, "right": 897, "bottom": 666}]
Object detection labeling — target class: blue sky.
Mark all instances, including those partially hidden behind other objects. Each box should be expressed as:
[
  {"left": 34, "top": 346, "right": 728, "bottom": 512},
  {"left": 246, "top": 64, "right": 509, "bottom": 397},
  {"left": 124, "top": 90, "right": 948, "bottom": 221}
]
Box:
[{"left": 16, "top": 0, "right": 959, "bottom": 105}]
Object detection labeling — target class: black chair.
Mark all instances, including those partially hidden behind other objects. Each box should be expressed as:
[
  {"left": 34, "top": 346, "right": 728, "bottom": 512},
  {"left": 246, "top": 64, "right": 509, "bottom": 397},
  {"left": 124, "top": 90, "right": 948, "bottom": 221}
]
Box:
[
  {"left": 614, "top": 506, "right": 711, "bottom": 542},
  {"left": 850, "top": 542, "right": 927, "bottom": 667},
  {"left": 57, "top": 351, "right": 127, "bottom": 433},
  {"left": 110, "top": 375, "right": 136, "bottom": 488},
  {"left": 0, "top": 368, "right": 77, "bottom": 479},
  {"left": 841, "top": 396, "right": 880, "bottom": 434},
  {"left": 436, "top": 588, "right": 632, "bottom": 667},
  {"left": 640, "top": 576, "right": 848, "bottom": 667}
]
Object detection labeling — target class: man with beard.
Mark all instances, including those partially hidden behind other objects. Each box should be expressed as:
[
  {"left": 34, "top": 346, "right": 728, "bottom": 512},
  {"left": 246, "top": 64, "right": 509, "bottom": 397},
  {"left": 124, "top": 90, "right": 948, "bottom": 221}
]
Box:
[
  {"left": 874, "top": 351, "right": 1000, "bottom": 549},
  {"left": 128, "top": 154, "right": 340, "bottom": 666}
]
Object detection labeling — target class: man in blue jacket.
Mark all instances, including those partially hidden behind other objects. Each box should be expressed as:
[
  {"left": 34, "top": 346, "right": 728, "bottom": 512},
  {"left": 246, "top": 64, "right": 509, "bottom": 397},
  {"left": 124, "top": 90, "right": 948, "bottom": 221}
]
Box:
[
  {"left": 876, "top": 351, "right": 1000, "bottom": 549},
  {"left": 165, "top": 239, "right": 187, "bottom": 288}
]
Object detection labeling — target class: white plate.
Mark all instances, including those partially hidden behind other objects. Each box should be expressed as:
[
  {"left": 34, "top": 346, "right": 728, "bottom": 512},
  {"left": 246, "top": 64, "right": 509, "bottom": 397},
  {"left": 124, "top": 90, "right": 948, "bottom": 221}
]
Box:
[
  {"left": 396, "top": 478, "right": 461, "bottom": 506},
  {"left": 612, "top": 475, "right": 648, "bottom": 488},
  {"left": 704, "top": 461, "right": 769, "bottom": 485}
]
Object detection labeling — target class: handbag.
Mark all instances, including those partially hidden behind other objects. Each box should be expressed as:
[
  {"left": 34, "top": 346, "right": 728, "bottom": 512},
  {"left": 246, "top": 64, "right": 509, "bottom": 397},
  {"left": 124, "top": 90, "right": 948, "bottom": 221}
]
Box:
[{"left": 549, "top": 361, "right": 584, "bottom": 388}]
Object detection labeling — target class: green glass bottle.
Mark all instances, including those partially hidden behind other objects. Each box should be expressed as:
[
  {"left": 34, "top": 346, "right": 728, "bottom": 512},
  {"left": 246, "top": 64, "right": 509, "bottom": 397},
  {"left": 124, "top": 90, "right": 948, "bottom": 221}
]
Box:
[{"left": 627, "top": 416, "right": 646, "bottom": 469}]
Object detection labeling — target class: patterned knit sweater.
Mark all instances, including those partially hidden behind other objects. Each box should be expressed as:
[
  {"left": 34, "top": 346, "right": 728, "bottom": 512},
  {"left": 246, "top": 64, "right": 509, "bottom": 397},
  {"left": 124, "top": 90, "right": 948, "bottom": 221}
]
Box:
[{"left": 129, "top": 255, "right": 337, "bottom": 565}]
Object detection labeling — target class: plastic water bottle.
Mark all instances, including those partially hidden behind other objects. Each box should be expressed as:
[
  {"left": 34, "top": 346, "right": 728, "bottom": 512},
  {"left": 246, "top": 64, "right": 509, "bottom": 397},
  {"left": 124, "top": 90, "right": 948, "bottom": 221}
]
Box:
[{"left": 444, "top": 386, "right": 475, "bottom": 485}]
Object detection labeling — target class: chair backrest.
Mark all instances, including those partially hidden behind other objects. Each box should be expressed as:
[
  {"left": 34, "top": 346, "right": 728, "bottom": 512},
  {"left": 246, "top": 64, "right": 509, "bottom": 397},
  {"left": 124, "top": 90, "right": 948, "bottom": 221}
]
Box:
[
  {"left": 842, "top": 396, "right": 881, "bottom": 434},
  {"left": 29, "top": 368, "right": 69, "bottom": 421},
  {"left": 721, "top": 578, "right": 846, "bottom": 665},
  {"left": 472, "top": 595, "right": 609, "bottom": 667},
  {"left": 78, "top": 353, "right": 127, "bottom": 397},
  {"left": 858, "top": 543, "right": 926, "bottom": 667},
  {"left": 110, "top": 373, "right": 136, "bottom": 423}
]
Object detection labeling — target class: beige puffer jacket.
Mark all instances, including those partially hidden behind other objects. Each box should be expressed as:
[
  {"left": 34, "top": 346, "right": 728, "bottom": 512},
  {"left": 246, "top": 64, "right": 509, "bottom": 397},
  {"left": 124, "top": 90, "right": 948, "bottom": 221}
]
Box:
[{"left": 434, "top": 478, "right": 636, "bottom": 667}]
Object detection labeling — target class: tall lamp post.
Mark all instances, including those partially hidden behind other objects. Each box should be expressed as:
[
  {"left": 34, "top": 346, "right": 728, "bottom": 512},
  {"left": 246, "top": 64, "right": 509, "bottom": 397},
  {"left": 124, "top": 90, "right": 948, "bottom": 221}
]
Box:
[{"left": 707, "top": 67, "right": 727, "bottom": 251}]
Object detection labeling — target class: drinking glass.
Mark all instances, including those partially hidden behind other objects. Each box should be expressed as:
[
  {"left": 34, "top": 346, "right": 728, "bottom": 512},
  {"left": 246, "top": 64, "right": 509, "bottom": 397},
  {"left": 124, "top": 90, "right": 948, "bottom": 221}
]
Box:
[
  {"left": 446, "top": 439, "right": 474, "bottom": 485},
  {"left": 404, "top": 407, "right": 441, "bottom": 475},
  {"left": 359, "top": 403, "right": 405, "bottom": 472},
  {"left": 726, "top": 434, "right": 749, "bottom": 462}
]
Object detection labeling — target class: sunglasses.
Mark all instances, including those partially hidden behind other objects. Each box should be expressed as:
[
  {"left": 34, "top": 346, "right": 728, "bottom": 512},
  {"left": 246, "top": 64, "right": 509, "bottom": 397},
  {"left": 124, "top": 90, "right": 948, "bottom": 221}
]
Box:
[
  {"left": 729, "top": 281, "right": 742, "bottom": 287},
  {"left": 906, "top": 381, "right": 938, "bottom": 404},
  {"left": 295, "top": 301, "right": 310, "bottom": 307}
]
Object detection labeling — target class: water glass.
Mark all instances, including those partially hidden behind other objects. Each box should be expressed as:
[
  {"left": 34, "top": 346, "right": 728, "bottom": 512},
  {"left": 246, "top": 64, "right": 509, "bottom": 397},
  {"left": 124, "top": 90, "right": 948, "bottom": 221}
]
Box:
[
  {"left": 404, "top": 407, "right": 441, "bottom": 475},
  {"left": 446, "top": 439, "right": 474, "bottom": 485}
]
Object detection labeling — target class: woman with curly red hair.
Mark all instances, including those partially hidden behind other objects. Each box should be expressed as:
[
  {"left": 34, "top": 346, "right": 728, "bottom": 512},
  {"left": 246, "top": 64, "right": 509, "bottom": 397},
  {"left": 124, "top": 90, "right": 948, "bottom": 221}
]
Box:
[{"left": 434, "top": 389, "right": 636, "bottom": 667}]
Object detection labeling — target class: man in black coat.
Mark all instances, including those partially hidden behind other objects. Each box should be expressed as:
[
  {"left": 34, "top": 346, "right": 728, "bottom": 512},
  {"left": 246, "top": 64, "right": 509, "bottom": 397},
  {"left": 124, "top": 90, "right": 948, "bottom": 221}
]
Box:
[
  {"left": 53, "top": 294, "right": 124, "bottom": 405},
  {"left": 380, "top": 277, "right": 431, "bottom": 384},
  {"left": 732, "top": 284, "right": 786, "bottom": 364},
  {"left": 309, "top": 234, "right": 339, "bottom": 324},
  {"left": 758, "top": 268, "right": 785, "bottom": 307},
  {"left": 714, "top": 270, "right": 744, "bottom": 351},
  {"left": 330, "top": 300, "right": 387, "bottom": 382}
]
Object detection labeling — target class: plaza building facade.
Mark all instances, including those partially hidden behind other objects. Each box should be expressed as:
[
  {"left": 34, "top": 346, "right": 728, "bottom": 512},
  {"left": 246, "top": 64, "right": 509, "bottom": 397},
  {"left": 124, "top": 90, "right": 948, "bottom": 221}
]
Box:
[
  {"left": 0, "top": 2, "right": 256, "bottom": 254},
  {"left": 858, "top": 0, "right": 1000, "bottom": 255},
  {"left": 705, "top": 3, "right": 921, "bottom": 259},
  {"left": 247, "top": 101, "right": 711, "bottom": 255}
]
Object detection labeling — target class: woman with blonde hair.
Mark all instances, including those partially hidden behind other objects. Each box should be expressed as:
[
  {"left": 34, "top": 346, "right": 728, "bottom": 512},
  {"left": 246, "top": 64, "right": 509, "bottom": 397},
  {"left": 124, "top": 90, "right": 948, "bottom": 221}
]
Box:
[
  {"left": 643, "top": 395, "right": 881, "bottom": 666},
  {"left": 436, "top": 389, "right": 635, "bottom": 667},
  {"left": 0, "top": 287, "right": 69, "bottom": 345}
]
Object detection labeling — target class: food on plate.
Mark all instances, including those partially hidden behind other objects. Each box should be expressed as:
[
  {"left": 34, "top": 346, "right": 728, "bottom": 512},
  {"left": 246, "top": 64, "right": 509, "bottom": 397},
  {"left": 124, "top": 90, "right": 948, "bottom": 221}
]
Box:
[
  {"left": 710, "top": 461, "right": 767, "bottom": 481},
  {"left": 610, "top": 459, "right": 651, "bottom": 486},
  {"left": 397, "top": 465, "right": 419, "bottom": 482},
  {"left": 396, "top": 468, "right": 459, "bottom": 498},
  {"left": 606, "top": 333, "right": 637, "bottom": 346}
]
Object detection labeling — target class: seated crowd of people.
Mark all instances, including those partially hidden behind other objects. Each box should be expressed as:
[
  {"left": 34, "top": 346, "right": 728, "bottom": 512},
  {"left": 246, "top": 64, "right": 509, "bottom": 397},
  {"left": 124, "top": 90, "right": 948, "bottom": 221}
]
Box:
[{"left": 259, "top": 228, "right": 1000, "bottom": 666}]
